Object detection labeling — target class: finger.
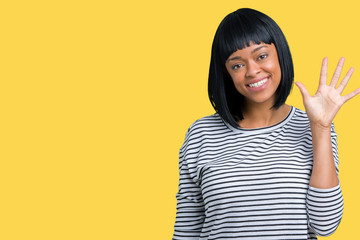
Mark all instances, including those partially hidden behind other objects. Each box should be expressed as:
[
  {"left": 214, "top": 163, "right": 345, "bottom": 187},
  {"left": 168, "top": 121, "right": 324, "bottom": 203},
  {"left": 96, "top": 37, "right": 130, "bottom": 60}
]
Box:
[
  {"left": 319, "top": 57, "right": 328, "bottom": 87},
  {"left": 295, "top": 81, "right": 310, "bottom": 99},
  {"left": 330, "top": 57, "right": 345, "bottom": 87},
  {"left": 343, "top": 88, "right": 360, "bottom": 103},
  {"left": 337, "top": 67, "right": 354, "bottom": 94}
]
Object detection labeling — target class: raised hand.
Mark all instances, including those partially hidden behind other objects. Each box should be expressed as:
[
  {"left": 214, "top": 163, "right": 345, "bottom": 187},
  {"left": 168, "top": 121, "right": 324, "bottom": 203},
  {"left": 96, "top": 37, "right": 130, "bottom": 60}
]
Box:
[{"left": 295, "top": 57, "right": 360, "bottom": 129}]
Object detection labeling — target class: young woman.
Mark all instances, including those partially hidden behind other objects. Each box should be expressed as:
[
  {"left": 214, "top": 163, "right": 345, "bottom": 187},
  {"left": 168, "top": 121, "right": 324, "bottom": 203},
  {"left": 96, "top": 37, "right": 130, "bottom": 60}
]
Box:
[{"left": 172, "top": 8, "right": 360, "bottom": 240}]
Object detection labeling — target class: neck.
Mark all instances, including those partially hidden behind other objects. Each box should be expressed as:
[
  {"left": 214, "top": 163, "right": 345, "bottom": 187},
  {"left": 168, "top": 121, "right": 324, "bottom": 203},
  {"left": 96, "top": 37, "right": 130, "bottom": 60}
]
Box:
[{"left": 239, "top": 101, "right": 290, "bottom": 129}]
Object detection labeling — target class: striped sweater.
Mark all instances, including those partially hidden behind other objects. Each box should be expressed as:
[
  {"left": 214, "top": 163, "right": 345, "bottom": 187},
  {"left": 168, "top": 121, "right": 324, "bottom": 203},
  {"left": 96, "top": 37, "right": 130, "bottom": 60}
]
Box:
[{"left": 173, "top": 106, "right": 343, "bottom": 240}]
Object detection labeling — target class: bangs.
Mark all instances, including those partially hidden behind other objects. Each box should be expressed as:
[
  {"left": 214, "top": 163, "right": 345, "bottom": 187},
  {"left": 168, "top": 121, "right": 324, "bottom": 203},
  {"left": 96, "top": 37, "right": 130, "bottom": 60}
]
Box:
[{"left": 216, "top": 12, "right": 274, "bottom": 64}]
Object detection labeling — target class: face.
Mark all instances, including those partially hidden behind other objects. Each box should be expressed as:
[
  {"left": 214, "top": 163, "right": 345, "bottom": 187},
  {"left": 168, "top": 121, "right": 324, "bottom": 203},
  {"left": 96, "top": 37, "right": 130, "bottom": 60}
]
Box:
[{"left": 225, "top": 42, "right": 281, "bottom": 106}]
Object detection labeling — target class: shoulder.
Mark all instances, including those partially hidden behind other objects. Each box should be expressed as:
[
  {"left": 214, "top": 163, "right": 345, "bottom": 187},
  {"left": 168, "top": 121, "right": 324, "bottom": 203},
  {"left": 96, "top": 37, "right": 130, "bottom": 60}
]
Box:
[
  {"left": 180, "top": 113, "right": 230, "bottom": 151},
  {"left": 287, "top": 107, "right": 310, "bottom": 127},
  {"left": 292, "top": 107, "right": 308, "bottom": 120},
  {"left": 187, "top": 113, "right": 226, "bottom": 134}
]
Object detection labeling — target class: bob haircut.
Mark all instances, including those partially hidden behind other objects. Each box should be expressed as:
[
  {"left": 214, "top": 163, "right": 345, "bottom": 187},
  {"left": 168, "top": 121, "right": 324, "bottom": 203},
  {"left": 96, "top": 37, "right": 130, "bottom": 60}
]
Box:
[{"left": 208, "top": 8, "right": 294, "bottom": 128}]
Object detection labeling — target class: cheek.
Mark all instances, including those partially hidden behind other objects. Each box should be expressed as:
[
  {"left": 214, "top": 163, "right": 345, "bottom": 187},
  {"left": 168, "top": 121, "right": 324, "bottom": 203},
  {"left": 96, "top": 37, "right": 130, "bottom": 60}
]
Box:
[
  {"left": 264, "top": 61, "right": 277, "bottom": 70},
  {"left": 228, "top": 71, "right": 245, "bottom": 84},
  {"left": 230, "top": 76, "right": 247, "bottom": 95},
  {"left": 229, "top": 74, "right": 247, "bottom": 92},
  {"left": 265, "top": 61, "right": 281, "bottom": 80}
]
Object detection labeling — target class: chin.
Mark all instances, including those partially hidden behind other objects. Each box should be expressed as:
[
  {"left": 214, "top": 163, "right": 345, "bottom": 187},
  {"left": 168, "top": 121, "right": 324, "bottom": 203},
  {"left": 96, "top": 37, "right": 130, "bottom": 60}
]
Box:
[{"left": 248, "top": 94, "right": 276, "bottom": 105}]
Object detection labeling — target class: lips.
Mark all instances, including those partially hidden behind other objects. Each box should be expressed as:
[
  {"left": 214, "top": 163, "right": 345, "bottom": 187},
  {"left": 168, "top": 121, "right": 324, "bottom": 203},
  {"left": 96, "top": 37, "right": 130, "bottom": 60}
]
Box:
[
  {"left": 248, "top": 77, "right": 269, "bottom": 88},
  {"left": 247, "top": 77, "right": 269, "bottom": 88},
  {"left": 245, "top": 76, "right": 271, "bottom": 92}
]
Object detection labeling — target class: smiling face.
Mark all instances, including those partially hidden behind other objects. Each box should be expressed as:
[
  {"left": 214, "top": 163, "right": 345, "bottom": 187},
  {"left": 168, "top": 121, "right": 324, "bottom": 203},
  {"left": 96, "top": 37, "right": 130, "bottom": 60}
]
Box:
[{"left": 225, "top": 42, "right": 282, "bottom": 107}]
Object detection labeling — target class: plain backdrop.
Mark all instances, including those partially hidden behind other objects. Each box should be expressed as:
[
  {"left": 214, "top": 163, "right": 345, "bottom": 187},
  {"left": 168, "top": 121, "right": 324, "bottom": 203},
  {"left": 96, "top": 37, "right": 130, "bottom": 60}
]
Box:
[{"left": 1, "top": 0, "right": 359, "bottom": 239}]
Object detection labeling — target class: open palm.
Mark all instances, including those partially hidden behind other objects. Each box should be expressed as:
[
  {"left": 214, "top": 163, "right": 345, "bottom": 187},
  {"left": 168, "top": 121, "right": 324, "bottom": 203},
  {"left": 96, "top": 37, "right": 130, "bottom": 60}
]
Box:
[{"left": 295, "top": 57, "right": 360, "bottom": 129}]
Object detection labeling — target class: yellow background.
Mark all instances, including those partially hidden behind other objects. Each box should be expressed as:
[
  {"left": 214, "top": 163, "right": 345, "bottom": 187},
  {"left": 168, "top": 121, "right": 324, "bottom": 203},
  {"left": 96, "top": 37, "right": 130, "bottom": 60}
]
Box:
[{"left": 1, "top": 0, "right": 359, "bottom": 239}]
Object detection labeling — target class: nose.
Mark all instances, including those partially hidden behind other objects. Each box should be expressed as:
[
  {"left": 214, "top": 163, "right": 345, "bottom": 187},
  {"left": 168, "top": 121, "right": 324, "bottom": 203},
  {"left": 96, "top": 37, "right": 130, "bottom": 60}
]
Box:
[{"left": 245, "top": 60, "right": 261, "bottom": 78}]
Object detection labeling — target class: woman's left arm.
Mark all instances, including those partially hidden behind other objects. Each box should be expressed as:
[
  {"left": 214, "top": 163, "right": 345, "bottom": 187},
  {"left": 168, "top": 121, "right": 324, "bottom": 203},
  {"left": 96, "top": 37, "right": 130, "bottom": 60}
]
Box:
[
  {"left": 295, "top": 57, "right": 360, "bottom": 188},
  {"left": 295, "top": 57, "right": 360, "bottom": 236}
]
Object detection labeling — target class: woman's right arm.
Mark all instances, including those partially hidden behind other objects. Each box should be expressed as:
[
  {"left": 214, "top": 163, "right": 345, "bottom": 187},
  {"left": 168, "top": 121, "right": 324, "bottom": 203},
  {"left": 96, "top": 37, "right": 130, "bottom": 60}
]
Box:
[{"left": 173, "top": 126, "right": 206, "bottom": 240}]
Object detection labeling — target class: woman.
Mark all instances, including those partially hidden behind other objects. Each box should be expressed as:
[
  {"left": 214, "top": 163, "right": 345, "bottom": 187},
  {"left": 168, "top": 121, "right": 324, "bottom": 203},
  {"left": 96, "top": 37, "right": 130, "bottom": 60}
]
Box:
[{"left": 172, "top": 8, "right": 359, "bottom": 240}]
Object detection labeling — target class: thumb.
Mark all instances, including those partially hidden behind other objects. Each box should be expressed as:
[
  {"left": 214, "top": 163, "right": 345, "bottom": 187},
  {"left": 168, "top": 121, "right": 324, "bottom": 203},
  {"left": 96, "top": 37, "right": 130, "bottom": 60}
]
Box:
[{"left": 295, "top": 81, "right": 310, "bottom": 99}]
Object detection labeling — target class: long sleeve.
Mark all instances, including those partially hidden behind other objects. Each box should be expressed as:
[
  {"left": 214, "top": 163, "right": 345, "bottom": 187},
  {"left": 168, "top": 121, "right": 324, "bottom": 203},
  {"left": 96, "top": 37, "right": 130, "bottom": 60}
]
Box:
[
  {"left": 173, "top": 126, "right": 205, "bottom": 240},
  {"left": 306, "top": 123, "right": 344, "bottom": 236}
]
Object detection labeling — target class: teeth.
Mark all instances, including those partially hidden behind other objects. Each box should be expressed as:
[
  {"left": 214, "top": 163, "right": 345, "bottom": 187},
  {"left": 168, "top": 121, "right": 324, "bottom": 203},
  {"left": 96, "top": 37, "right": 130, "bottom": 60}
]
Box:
[{"left": 248, "top": 78, "right": 269, "bottom": 88}]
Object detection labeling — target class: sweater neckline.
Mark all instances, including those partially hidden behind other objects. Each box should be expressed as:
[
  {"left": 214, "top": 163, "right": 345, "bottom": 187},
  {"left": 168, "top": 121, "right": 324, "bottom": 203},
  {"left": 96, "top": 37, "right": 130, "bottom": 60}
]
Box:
[{"left": 223, "top": 106, "right": 296, "bottom": 134}]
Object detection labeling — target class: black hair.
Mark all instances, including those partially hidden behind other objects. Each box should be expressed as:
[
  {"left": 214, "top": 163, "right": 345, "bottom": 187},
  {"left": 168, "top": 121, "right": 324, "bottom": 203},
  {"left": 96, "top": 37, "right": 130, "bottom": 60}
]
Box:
[{"left": 208, "top": 8, "right": 294, "bottom": 128}]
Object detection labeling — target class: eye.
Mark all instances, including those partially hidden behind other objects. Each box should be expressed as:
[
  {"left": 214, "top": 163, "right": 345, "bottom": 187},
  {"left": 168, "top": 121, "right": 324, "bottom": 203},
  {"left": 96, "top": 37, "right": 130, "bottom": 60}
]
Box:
[
  {"left": 232, "top": 63, "right": 244, "bottom": 70},
  {"left": 257, "top": 54, "right": 268, "bottom": 60}
]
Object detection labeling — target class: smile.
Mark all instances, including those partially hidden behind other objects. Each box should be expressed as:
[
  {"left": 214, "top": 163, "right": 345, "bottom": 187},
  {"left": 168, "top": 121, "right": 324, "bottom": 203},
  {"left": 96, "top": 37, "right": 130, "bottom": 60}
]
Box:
[{"left": 248, "top": 77, "right": 269, "bottom": 88}]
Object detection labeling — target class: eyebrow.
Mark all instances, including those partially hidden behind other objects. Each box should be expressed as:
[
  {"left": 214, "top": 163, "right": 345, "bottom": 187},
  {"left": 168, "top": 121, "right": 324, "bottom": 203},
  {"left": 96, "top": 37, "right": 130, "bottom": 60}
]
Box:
[{"left": 227, "top": 45, "right": 268, "bottom": 62}]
